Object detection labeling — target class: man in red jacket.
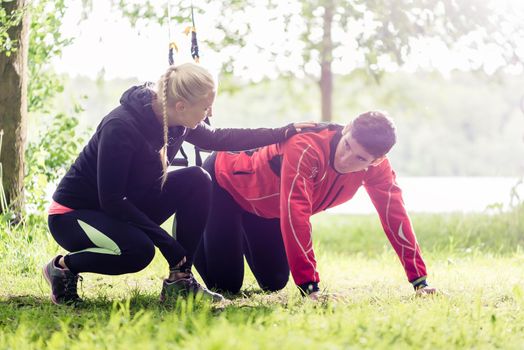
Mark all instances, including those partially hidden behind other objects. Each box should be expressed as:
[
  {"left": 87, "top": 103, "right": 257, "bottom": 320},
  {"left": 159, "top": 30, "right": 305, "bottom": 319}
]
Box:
[{"left": 194, "top": 111, "right": 436, "bottom": 299}]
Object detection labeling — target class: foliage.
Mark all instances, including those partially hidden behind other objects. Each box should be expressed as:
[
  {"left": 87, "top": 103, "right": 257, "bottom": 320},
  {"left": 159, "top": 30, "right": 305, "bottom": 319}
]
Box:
[
  {"left": 1, "top": 0, "right": 78, "bottom": 219},
  {"left": 60, "top": 69, "right": 524, "bottom": 176},
  {"left": 334, "top": 70, "right": 524, "bottom": 176},
  {"left": 111, "top": 0, "right": 524, "bottom": 122},
  {"left": 21, "top": 0, "right": 88, "bottom": 216},
  {"left": 0, "top": 0, "right": 26, "bottom": 56},
  {"left": 114, "top": 0, "right": 523, "bottom": 78},
  {"left": 27, "top": 0, "right": 74, "bottom": 112},
  {"left": 312, "top": 205, "right": 524, "bottom": 256},
  {"left": 24, "top": 113, "right": 87, "bottom": 213}
]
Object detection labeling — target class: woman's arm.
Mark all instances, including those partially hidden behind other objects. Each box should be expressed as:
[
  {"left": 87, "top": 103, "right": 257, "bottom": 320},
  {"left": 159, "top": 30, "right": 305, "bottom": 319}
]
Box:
[
  {"left": 185, "top": 122, "right": 300, "bottom": 151},
  {"left": 97, "top": 120, "right": 186, "bottom": 268}
]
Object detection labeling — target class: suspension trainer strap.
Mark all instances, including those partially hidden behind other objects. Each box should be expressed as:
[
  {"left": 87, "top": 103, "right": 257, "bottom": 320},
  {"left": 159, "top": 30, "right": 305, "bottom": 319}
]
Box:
[
  {"left": 167, "top": 0, "right": 178, "bottom": 65},
  {"left": 166, "top": 0, "right": 208, "bottom": 167},
  {"left": 190, "top": 2, "right": 200, "bottom": 63}
]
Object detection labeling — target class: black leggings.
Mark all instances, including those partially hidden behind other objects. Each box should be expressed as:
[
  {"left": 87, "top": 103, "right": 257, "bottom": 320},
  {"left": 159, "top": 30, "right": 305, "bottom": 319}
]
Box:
[
  {"left": 48, "top": 166, "right": 211, "bottom": 275},
  {"left": 194, "top": 153, "right": 289, "bottom": 294}
]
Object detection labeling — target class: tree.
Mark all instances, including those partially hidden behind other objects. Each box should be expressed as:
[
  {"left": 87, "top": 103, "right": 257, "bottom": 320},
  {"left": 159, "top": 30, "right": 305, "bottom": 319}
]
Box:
[
  {"left": 0, "top": 0, "right": 29, "bottom": 218},
  {"left": 116, "top": 0, "right": 524, "bottom": 122},
  {"left": 0, "top": 0, "right": 73, "bottom": 218}
]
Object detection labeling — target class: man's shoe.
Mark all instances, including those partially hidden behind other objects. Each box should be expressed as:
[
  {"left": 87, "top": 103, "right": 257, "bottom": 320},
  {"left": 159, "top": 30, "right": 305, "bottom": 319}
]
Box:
[
  {"left": 160, "top": 273, "right": 225, "bottom": 302},
  {"left": 42, "top": 255, "right": 83, "bottom": 305}
]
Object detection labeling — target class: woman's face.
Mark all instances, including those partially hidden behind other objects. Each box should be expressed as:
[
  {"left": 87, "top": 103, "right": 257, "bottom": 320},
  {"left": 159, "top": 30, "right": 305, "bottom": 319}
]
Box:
[{"left": 169, "top": 90, "right": 215, "bottom": 129}]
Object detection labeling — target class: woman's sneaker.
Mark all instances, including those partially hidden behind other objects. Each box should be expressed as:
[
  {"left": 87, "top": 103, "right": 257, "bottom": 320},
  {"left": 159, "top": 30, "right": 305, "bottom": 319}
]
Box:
[
  {"left": 42, "top": 255, "right": 83, "bottom": 305},
  {"left": 160, "top": 273, "right": 225, "bottom": 302}
]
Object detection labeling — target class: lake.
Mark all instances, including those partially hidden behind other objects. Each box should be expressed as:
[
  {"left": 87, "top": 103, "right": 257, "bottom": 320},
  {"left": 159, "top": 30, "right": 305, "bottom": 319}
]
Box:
[{"left": 327, "top": 177, "right": 523, "bottom": 214}]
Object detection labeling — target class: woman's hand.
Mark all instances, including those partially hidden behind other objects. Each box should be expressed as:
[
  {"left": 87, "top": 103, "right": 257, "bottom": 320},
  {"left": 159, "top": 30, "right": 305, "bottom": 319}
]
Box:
[
  {"left": 285, "top": 121, "right": 318, "bottom": 138},
  {"left": 292, "top": 121, "right": 318, "bottom": 133}
]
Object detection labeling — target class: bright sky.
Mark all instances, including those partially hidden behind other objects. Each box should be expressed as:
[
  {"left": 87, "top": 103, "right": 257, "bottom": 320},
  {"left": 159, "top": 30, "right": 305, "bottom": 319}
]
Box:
[
  {"left": 53, "top": 1, "right": 181, "bottom": 81},
  {"left": 52, "top": 0, "right": 524, "bottom": 81}
]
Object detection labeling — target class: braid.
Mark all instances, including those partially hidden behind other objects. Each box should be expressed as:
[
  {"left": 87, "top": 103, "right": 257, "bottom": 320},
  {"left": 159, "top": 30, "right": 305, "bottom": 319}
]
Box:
[{"left": 160, "top": 67, "right": 175, "bottom": 189}]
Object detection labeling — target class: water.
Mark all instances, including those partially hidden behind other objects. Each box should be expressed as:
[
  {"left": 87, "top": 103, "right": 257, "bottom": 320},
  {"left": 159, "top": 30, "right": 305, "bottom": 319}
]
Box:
[
  {"left": 327, "top": 177, "right": 523, "bottom": 214},
  {"left": 42, "top": 176, "right": 523, "bottom": 215}
]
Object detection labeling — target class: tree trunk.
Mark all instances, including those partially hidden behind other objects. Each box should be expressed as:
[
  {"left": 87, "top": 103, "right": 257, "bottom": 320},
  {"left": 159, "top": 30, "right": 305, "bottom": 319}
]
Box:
[
  {"left": 319, "top": 0, "right": 334, "bottom": 122},
  {"left": 0, "top": 0, "right": 29, "bottom": 218}
]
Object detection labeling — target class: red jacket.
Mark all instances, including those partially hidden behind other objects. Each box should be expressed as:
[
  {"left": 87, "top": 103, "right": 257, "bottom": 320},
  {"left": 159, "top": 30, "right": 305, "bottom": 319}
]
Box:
[{"left": 215, "top": 124, "right": 427, "bottom": 286}]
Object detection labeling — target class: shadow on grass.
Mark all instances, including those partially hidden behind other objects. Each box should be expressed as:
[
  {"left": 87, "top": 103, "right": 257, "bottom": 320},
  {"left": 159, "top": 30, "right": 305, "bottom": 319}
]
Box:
[
  {"left": 0, "top": 293, "right": 206, "bottom": 314},
  {"left": 1, "top": 286, "right": 336, "bottom": 327},
  {"left": 0, "top": 291, "right": 284, "bottom": 317}
]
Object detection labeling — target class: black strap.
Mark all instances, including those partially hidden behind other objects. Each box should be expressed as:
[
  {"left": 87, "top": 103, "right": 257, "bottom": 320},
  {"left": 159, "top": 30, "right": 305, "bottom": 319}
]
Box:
[
  {"left": 166, "top": 1, "right": 208, "bottom": 167},
  {"left": 171, "top": 146, "right": 189, "bottom": 167}
]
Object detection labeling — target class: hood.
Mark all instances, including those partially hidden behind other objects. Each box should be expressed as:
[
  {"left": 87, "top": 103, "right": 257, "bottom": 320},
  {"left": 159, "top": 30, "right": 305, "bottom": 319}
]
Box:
[
  {"left": 328, "top": 124, "right": 344, "bottom": 174},
  {"left": 119, "top": 83, "right": 159, "bottom": 127},
  {"left": 119, "top": 83, "right": 187, "bottom": 150}
]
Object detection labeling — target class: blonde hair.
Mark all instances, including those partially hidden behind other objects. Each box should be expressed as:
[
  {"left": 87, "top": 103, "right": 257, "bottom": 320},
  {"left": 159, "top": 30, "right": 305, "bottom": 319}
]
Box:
[{"left": 157, "top": 63, "right": 215, "bottom": 188}]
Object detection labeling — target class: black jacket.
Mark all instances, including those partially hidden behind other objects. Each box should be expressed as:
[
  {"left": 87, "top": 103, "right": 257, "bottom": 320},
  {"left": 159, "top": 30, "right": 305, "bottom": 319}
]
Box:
[{"left": 52, "top": 84, "right": 295, "bottom": 267}]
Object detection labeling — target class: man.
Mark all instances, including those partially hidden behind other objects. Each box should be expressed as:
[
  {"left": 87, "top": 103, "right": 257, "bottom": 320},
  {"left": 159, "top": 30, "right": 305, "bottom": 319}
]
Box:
[{"left": 194, "top": 111, "right": 436, "bottom": 299}]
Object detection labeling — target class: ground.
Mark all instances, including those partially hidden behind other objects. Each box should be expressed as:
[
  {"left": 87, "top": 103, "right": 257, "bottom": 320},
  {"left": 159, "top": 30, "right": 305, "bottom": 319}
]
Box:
[{"left": 1, "top": 211, "right": 523, "bottom": 349}]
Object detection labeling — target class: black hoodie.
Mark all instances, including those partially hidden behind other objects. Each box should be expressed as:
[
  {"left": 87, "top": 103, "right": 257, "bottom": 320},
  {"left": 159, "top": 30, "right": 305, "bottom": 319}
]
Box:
[{"left": 52, "top": 84, "right": 295, "bottom": 268}]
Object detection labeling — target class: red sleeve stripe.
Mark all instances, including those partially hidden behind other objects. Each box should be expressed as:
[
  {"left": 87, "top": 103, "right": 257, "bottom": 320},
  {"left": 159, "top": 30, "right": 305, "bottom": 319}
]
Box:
[
  {"left": 302, "top": 176, "right": 314, "bottom": 253},
  {"left": 246, "top": 192, "right": 280, "bottom": 201},
  {"left": 384, "top": 181, "right": 422, "bottom": 277},
  {"left": 286, "top": 145, "right": 319, "bottom": 281}
]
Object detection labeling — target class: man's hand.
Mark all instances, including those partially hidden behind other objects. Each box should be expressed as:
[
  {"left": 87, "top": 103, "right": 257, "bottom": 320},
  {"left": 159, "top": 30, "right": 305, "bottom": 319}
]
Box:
[
  {"left": 308, "top": 291, "right": 321, "bottom": 301},
  {"left": 415, "top": 285, "right": 438, "bottom": 296},
  {"left": 307, "top": 291, "right": 345, "bottom": 302}
]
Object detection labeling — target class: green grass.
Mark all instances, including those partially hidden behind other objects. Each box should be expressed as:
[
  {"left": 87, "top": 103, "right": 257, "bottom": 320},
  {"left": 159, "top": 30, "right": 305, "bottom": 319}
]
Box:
[{"left": 1, "top": 207, "right": 523, "bottom": 349}]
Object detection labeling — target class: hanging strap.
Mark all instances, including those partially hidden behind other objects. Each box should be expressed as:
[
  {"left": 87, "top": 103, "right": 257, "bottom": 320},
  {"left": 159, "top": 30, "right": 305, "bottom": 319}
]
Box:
[
  {"left": 171, "top": 146, "right": 189, "bottom": 167},
  {"left": 167, "top": 0, "right": 178, "bottom": 66},
  {"left": 190, "top": 3, "right": 200, "bottom": 63},
  {"left": 166, "top": 0, "right": 208, "bottom": 167}
]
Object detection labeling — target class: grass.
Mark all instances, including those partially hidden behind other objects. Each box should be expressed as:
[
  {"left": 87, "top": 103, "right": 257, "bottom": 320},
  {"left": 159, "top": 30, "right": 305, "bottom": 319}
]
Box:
[{"left": 0, "top": 206, "right": 523, "bottom": 349}]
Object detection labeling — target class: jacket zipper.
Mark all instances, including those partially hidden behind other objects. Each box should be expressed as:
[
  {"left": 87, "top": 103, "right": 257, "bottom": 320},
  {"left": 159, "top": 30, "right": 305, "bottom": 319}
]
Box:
[
  {"left": 315, "top": 174, "right": 340, "bottom": 211},
  {"left": 324, "top": 185, "right": 344, "bottom": 210}
]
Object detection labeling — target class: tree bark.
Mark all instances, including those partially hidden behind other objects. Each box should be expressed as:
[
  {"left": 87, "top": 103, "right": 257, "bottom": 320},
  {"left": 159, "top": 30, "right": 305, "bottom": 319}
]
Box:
[
  {"left": 0, "top": 0, "right": 29, "bottom": 218},
  {"left": 319, "top": 0, "right": 334, "bottom": 122}
]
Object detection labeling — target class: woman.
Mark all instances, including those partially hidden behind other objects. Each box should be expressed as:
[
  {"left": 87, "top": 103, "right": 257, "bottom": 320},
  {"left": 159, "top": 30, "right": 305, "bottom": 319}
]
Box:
[{"left": 42, "top": 63, "right": 309, "bottom": 305}]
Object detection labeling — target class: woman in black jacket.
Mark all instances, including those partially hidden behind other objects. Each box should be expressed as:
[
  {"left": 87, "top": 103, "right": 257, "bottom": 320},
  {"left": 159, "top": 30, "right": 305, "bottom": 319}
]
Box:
[{"left": 42, "top": 63, "right": 307, "bottom": 304}]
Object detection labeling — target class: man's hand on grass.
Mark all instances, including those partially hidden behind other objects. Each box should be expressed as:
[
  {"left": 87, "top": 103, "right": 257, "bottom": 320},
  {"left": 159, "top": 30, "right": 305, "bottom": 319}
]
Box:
[
  {"left": 307, "top": 291, "right": 344, "bottom": 302},
  {"left": 415, "top": 285, "right": 438, "bottom": 296}
]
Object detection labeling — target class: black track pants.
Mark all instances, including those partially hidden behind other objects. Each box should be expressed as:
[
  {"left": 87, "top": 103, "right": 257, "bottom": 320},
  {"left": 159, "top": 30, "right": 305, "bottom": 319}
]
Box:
[
  {"left": 194, "top": 153, "right": 289, "bottom": 293},
  {"left": 48, "top": 166, "right": 211, "bottom": 275}
]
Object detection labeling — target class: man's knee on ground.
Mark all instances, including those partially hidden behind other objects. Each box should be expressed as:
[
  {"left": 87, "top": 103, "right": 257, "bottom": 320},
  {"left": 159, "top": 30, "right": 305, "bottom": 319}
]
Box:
[
  {"left": 188, "top": 166, "right": 212, "bottom": 190},
  {"left": 258, "top": 272, "right": 289, "bottom": 292}
]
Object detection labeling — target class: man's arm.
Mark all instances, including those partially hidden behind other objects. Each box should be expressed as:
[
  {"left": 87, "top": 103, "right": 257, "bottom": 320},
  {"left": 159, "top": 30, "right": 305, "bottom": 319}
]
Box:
[
  {"left": 363, "top": 158, "right": 429, "bottom": 290},
  {"left": 279, "top": 138, "right": 321, "bottom": 295}
]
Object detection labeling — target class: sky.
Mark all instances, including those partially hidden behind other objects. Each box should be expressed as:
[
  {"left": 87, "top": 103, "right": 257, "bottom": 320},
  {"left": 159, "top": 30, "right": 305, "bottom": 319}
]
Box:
[
  {"left": 52, "top": 1, "right": 175, "bottom": 81},
  {"left": 51, "top": 0, "right": 524, "bottom": 82}
]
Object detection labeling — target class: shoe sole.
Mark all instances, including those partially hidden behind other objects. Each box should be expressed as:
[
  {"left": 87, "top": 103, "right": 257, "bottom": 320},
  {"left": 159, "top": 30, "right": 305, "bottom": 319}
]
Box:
[{"left": 42, "top": 265, "right": 60, "bottom": 305}]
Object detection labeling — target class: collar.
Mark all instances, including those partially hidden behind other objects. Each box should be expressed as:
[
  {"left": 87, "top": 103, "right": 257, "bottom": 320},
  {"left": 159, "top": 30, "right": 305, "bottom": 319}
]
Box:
[{"left": 329, "top": 126, "right": 344, "bottom": 174}]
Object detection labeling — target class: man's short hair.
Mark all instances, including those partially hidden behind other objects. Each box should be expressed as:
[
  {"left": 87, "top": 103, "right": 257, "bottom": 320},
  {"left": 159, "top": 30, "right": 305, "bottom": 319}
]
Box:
[{"left": 350, "top": 111, "right": 397, "bottom": 158}]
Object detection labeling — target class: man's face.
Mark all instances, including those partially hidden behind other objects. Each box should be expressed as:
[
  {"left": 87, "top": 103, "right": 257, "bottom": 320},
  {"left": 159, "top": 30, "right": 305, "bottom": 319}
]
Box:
[{"left": 333, "top": 125, "right": 385, "bottom": 173}]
